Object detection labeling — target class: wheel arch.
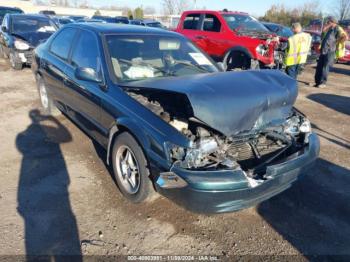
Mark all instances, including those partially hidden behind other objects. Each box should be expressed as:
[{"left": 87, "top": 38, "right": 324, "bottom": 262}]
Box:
[
  {"left": 223, "top": 46, "right": 254, "bottom": 61},
  {"left": 106, "top": 117, "right": 151, "bottom": 166}
]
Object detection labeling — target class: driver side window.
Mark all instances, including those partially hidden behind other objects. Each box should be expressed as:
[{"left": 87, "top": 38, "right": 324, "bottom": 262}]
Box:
[{"left": 71, "top": 30, "right": 99, "bottom": 71}]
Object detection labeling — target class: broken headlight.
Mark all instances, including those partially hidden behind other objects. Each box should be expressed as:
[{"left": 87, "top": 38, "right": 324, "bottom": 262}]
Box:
[
  {"left": 284, "top": 115, "right": 311, "bottom": 136},
  {"left": 14, "top": 39, "right": 30, "bottom": 51},
  {"left": 256, "top": 44, "right": 269, "bottom": 56},
  {"left": 167, "top": 138, "right": 219, "bottom": 169}
]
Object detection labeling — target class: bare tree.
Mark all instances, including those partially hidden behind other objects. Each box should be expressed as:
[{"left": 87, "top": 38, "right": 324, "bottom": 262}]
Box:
[
  {"left": 162, "top": 0, "right": 177, "bottom": 15},
  {"left": 162, "top": 0, "right": 193, "bottom": 15},
  {"left": 335, "top": 0, "right": 350, "bottom": 20}
]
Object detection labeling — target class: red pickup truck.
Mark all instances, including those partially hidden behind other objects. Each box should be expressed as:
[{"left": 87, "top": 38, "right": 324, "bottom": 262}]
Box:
[{"left": 175, "top": 10, "right": 282, "bottom": 70}]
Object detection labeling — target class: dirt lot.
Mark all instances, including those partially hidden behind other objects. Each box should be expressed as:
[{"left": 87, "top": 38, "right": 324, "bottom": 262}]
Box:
[{"left": 0, "top": 57, "right": 349, "bottom": 260}]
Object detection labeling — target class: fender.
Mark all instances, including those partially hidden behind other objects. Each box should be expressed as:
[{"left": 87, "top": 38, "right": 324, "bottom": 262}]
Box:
[{"left": 106, "top": 116, "right": 151, "bottom": 165}]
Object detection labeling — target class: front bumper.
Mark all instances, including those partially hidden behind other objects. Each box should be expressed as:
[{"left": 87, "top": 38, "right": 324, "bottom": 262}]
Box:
[
  {"left": 14, "top": 49, "right": 34, "bottom": 65},
  {"left": 155, "top": 133, "right": 320, "bottom": 213}
]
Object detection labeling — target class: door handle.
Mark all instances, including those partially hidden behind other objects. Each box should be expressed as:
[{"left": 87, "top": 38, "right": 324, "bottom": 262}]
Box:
[{"left": 195, "top": 36, "right": 206, "bottom": 40}]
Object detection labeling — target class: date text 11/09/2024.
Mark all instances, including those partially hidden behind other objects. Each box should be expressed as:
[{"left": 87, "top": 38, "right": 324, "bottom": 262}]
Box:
[{"left": 127, "top": 255, "right": 220, "bottom": 261}]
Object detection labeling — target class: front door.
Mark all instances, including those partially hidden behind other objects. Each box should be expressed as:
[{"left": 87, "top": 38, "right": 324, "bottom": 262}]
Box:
[{"left": 63, "top": 29, "right": 105, "bottom": 144}]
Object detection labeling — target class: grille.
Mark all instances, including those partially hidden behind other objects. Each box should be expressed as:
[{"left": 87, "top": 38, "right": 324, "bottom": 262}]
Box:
[{"left": 227, "top": 137, "right": 286, "bottom": 162}]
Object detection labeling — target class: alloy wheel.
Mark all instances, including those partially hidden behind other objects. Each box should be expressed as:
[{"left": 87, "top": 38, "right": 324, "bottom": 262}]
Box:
[
  {"left": 115, "top": 145, "right": 140, "bottom": 194},
  {"left": 39, "top": 82, "right": 49, "bottom": 109}
]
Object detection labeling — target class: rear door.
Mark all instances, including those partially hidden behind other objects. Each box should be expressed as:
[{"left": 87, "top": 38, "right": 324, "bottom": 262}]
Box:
[
  {"left": 179, "top": 13, "right": 208, "bottom": 52},
  {"left": 200, "top": 13, "right": 224, "bottom": 58},
  {"left": 63, "top": 29, "right": 105, "bottom": 143},
  {"left": 43, "top": 27, "right": 78, "bottom": 111}
]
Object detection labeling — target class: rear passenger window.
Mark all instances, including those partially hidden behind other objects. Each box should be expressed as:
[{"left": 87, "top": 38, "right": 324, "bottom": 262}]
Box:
[
  {"left": 50, "top": 28, "right": 77, "bottom": 60},
  {"left": 203, "top": 14, "right": 221, "bottom": 32},
  {"left": 71, "top": 30, "right": 99, "bottom": 70},
  {"left": 183, "top": 14, "right": 200, "bottom": 30}
]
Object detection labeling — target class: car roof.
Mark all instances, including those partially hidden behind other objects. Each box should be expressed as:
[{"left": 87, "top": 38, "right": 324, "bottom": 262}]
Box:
[
  {"left": 66, "top": 23, "right": 179, "bottom": 36},
  {"left": 8, "top": 14, "right": 49, "bottom": 19},
  {"left": 0, "top": 6, "right": 22, "bottom": 10},
  {"left": 183, "top": 10, "right": 249, "bottom": 15}
]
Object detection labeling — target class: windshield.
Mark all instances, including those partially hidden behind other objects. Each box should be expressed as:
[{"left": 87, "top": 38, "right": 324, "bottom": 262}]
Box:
[
  {"left": 223, "top": 14, "right": 269, "bottom": 33},
  {"left": 12, "top": 17, "right": 56, "bottom": 34},
  {"left": 106, "top": 35, "right": 219, "bottom": 83}
]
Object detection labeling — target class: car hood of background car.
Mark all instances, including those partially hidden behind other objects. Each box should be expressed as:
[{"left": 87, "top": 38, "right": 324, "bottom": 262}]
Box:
[
  {"left": 123, "top": 70, "right": 298, "bottom": 137},
  {"left": 12, "top": 31, "right": 53, "bottom": 47}
]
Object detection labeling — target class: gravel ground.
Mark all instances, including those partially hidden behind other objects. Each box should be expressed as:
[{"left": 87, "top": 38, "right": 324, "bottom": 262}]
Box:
[{"left": 0, "top": 57, "right": 349, "bottom": 260}]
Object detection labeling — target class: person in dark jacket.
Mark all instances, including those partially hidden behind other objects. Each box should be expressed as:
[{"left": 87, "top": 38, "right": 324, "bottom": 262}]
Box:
[{"left": 314, "top": 16, "right": 347, "bottom": 88}]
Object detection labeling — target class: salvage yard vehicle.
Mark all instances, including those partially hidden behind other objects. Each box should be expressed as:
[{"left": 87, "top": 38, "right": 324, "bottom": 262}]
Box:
[
  {"left": 0, "top": 6, "right": 23, "bottom": 23},
  {"left": 175, "top": 10, "right": 282, "bottom": 70},
  {"left": 0, "top": 14, "right": 57, "bottom": 70},
  {"left": 32, "top": 23, "right": 320, "bottom": 213}
]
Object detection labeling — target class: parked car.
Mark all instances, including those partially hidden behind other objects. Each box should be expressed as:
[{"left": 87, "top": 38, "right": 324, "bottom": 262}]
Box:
[
  {"left": 303, "top": 30, "right": 321, "bottom": 64},
  {"left": 175, "top": 10, "right": 281, "bottom": 70},
  {"left": 0, "top": 14, "right": 57, "bottom": 69},
  {"left": 262, "top": 22, "right": 293, "bottom": 40},
  {"left": 305, "top": 19, "right": 322, "bottom": 32},
  {"left": 39, "top": 10, "right": 56, "bottom": 17},
  {"left": 92, "top": 15, "right": 129, "bottom": 24},
  {"left": 130, "top": 19, "right": 165, "bottom": 28},
  {"left": 68, "top": 15, "right": 88, "bottom": 22},
  {"left": 51, "top": 16, "right": 74, "bottom": 28},
  {"left": 0, "top": 6, "right": 23, "bottom": 23},
  {"left": 76, "top": 18, "right": 106, "bottom": 23},
  {"left": 32, "top": 23, "right": 319, "bottom": 213}
]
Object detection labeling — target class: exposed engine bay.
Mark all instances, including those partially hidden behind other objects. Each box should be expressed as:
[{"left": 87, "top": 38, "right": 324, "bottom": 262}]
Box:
[{"left": 126, "top": 89, "right": 311, "bottom": 179}]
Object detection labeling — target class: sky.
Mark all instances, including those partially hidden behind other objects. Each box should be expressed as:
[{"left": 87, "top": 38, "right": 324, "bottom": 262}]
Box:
[{"left": 87, "top": 0, "right": 332, "bottom": 16}]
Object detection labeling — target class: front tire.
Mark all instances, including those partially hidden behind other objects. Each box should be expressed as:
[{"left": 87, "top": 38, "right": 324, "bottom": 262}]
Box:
[
  {"left": 9, "top": 51, "right": 23, "bottom": 70},
  {"left": 112, "top": 132, "right": 154, "bottom": 203},
  {"left": 224, "top": 51, "right": 259, "bottom": 71}
]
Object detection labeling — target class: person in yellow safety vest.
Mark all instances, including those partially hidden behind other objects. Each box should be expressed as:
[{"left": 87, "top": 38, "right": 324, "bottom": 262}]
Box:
[
  {"left": 335, "top": 25, "right": 348, "bottom": 59},
  {"left": 314, "top": 16, "right": 347, "bottom": 88},
  {"left": 285, "top": 23, "right": 312, "bottom": 79}
]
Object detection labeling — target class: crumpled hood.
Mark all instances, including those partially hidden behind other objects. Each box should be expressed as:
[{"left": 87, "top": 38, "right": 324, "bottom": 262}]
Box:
[
  {"left": 13, "top": 31, "right": 53, "bottom": 47},
  {"left": 124, "top": 70, "right": 298, "bottom": 137}
]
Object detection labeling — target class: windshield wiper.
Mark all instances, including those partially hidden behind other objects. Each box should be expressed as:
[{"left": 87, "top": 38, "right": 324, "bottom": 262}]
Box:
[
  {"left": 119, "top": 59, "right": 173, "bottom": 76},
  {"left": 172, "top": 60, "right": 210, "bottom": 73}
]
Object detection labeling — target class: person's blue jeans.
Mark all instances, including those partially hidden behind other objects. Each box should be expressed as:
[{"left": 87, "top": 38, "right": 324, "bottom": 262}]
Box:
[
  {"left": 315, "top": 52, "right": 335, "bottom": 86},
  {"left": 286, "top": 64, "right": 302, "bottom": 79}
]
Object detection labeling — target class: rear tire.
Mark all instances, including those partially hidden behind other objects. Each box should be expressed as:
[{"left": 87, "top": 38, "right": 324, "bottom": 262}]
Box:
[
  {"left": 9, "top": 51, "right": 23, "bottom": 70},
  {"left": 112, "top": 132, "right": 154, "bottom": 203},
  {"left": 36, "top": 75, "right": 60, "bottom": 116}
]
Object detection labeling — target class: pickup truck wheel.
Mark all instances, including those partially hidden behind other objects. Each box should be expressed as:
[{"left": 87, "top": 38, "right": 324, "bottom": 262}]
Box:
[
  {"left": 36, "top": 75, "right": 60, "bottom": 116},
  {"left": 112, "top": 132, "right": 154, "bottom": 203},
  {"left": 9, "top": 51, "right": 23, "bottom": 70},
  {"left": 224, "top": 51, "right": 258, "bottom": 71}
]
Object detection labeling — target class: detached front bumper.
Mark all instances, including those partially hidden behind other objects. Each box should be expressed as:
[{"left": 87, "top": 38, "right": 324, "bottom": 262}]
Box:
[{"left": 155, "top": 133, "right": 320, "bottom": 213}]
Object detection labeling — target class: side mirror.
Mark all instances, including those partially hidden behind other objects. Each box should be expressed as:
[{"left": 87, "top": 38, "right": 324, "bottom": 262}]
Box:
[
  {"left": 1, "top": 26, "right": 7, "bottom": 32},
  {"left": 75, "top": 67, "right": 102, "bottom": 83},
  {"left": 216, "top": 62, "right": 225, "bottom": 71}
]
